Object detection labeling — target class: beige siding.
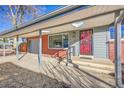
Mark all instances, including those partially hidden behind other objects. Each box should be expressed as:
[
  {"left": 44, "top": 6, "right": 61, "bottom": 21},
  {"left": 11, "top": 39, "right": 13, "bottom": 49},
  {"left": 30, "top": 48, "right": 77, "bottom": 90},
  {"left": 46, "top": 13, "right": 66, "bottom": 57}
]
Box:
[{"left": 93, "top": 26, "right": 108, "bottom": 58}]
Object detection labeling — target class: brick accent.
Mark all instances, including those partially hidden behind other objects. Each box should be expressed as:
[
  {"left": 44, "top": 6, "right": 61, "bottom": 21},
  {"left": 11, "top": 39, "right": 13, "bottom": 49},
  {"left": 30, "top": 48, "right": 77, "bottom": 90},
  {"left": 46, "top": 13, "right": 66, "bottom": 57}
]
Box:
[
  {"left": 108, "top": 41, "right": 124, "bottom": 64},
  {"left": 27, "top": 35, "right": 67, "bottom": 58}
]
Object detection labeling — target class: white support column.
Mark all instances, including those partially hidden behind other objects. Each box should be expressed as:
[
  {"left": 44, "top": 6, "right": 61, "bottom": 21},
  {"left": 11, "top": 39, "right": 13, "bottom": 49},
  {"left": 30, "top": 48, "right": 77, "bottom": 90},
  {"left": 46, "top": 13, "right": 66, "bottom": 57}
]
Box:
[
  {"left": 68, "top": 34, "right": 72, "bottom": 61},
  {"left": 115, "top": 10, "right": 124, "bottom": 88},
  {"left": 38, "top": 30, "right": 42, "bottom": 65},
  {"left": 115, "top": 19, "right": 122, "bottom": 87},
  {"left": 16, "top": 36, "right": 19, "bottom": 61},
  {"left": 3, "top": 38, "right": 5, "bottom": 56}
]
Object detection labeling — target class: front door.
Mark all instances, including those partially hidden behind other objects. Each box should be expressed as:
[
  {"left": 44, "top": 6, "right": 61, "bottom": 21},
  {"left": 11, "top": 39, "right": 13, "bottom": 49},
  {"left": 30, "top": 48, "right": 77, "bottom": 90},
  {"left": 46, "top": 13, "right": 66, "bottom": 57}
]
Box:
[{"left": 80, "top": 30, "right": 92, "bottom": 55}]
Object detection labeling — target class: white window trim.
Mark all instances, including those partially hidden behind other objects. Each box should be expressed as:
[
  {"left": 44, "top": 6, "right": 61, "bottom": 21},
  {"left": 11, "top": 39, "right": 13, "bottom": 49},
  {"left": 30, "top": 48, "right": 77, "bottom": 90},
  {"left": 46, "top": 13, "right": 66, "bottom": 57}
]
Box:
[
  {"left": 48, "top": 33, "right": 69, "bottom": 49},
  {"left": 108, "top": 28, "right": 124, "bottom": 41},
  {"left": 109, "top": 38, "right": 124, "bottom": 42},
  {"left": 109, "top": 25, "right": 124, "bottom": 40}
]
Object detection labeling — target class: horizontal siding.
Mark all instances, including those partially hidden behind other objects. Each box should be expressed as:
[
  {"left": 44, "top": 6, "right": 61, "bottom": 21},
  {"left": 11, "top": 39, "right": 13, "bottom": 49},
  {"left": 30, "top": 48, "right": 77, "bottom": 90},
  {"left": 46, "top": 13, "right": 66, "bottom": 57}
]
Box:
[{"left": 93, "top": 26, "right": 108, "bottom": 58}]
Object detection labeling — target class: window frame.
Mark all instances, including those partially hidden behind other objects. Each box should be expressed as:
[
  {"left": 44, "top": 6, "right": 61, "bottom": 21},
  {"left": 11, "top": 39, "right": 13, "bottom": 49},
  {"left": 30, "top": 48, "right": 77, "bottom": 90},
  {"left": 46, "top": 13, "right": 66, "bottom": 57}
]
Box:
[
  {"left": 48, "top": 33, "right": 69, "bottom": 49},
  {"left": 109, "top": 25, "right": 124, "bottom": 41}
]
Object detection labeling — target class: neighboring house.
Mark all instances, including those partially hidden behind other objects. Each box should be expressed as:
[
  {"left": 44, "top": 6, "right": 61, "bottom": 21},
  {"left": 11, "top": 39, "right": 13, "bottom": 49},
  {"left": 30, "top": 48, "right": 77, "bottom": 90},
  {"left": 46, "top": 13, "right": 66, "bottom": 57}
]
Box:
[
  {"left": 0, "top": 5, "right": 124, "bottom": 63},
  {"left": 0, "top": 38, "right": 16, "bottom": 49}
]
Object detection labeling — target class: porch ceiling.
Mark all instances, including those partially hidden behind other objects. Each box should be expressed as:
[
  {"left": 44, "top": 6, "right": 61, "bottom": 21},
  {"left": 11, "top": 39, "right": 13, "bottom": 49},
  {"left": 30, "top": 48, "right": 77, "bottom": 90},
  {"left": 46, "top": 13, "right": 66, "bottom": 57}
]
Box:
[{"left": 18, "top": 13, "right": 114, "bottom": 38}]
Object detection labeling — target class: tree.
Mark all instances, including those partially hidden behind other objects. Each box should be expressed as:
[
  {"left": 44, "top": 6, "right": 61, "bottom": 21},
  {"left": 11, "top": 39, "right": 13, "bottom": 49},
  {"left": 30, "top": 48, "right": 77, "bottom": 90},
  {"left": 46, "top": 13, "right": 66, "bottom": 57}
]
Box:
[
  {"left": 0, "top": 5, "right": 40, "bottom": 27},
  {"left": 0, "top": 5, "right": 41, "bottom": 49}
]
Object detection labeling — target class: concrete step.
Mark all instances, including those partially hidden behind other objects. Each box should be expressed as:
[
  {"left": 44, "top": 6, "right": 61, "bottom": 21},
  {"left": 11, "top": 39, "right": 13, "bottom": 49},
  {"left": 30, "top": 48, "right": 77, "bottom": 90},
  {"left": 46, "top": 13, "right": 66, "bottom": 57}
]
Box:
[
  {"left": 72, "top": 56, "right": 114, "bottom": 66},
  {"left": 74, "top": 60, "right": 114, "bottom": 73},
  {"left": 73, "top": 61, "right": 114, "bottom": 70},
  {"left": 61, "top": 59, "right": 114, "bottom": 74},
  {"left": 76, "top": 65, "right": 114, "bottom": 74},
  {"left": 79, "top": 55, "right": 93, "bottom": 60},
  {"left": 64, "top": 62, "right": 114, "bottom": 74}
]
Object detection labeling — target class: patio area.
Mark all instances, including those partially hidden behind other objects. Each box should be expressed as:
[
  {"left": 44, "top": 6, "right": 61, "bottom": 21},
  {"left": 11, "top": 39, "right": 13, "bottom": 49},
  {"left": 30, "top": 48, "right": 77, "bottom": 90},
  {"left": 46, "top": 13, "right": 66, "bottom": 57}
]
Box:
[{"left": 0, "top": 53, "right": 116, "bottom": 88}]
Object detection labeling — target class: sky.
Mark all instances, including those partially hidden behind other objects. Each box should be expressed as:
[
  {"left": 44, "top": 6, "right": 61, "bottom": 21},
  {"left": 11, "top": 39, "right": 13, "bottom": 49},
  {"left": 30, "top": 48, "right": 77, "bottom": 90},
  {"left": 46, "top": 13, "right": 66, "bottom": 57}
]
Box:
[{"left": 0, "top": 5, "right": 64, "bottom": 32}]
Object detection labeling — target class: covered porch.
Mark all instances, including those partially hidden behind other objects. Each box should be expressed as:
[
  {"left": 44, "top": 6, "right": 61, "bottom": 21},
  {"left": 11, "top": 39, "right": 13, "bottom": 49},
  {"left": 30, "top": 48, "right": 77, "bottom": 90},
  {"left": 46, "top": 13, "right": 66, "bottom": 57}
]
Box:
[{"left": 0, "top": 5, "right": 124, "bottom": 87}]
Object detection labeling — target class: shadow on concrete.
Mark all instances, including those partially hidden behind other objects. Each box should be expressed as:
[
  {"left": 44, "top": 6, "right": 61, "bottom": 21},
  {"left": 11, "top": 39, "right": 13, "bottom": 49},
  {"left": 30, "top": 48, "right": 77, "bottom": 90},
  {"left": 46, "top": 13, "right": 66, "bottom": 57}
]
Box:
[
  {"left": 42, "top": 58, "right": 115, "bottom": 88},
  {"left": 0, "top": 62, "right": 70, "bottom": 88},
  {"left": 18, "top": 53, "right": 27, "bottom": 60}
]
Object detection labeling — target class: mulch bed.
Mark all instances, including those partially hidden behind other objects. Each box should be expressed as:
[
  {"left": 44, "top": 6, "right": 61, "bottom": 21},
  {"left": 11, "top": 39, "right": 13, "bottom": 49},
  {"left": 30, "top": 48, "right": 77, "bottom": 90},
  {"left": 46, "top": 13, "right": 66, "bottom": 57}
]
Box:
[{"left": 0, "top": 62, "right": 71, "bottom": 88}]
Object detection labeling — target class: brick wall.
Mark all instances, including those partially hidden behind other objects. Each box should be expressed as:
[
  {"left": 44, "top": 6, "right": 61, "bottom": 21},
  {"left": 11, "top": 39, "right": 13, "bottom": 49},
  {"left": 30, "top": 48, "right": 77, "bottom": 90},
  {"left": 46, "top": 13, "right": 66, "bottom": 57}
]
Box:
[
  {"left": 27, "top": 35, "right": 67, "bottom": 58},
  {"left": 108, "top": 41, "right": 124, "bottom": 64}
]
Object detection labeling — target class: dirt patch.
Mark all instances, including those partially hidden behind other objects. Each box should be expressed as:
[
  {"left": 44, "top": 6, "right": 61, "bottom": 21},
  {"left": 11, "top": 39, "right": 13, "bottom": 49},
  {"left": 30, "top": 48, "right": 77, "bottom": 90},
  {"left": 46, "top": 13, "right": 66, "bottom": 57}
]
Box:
[{"left": 0, "top": 62, "right": 71, "bottom": 88}]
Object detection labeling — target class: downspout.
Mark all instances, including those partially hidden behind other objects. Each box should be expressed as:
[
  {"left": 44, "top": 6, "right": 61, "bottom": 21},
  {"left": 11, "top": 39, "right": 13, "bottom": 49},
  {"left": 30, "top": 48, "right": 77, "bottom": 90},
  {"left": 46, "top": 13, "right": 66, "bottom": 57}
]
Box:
[{"left": 115, "top": 10, "right": 124, "bottom": 88}]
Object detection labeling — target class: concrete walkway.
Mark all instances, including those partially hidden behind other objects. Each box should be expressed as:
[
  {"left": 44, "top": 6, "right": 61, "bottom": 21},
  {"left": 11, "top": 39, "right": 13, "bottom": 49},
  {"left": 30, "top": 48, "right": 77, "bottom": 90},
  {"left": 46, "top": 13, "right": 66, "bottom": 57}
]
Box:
[{"left": 0, "top": 53, "right": 115, "bottom": 88}]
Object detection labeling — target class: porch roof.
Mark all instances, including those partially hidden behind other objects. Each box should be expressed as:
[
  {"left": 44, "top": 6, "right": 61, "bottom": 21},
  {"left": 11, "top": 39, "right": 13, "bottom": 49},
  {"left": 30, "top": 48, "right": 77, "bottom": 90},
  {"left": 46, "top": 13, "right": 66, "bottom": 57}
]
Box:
[
  {"left": 0, "top": 5, "right": 124, "bottom": 38},
  {"left": 20, "top": 13, "right": 114, "bottom": 38}
]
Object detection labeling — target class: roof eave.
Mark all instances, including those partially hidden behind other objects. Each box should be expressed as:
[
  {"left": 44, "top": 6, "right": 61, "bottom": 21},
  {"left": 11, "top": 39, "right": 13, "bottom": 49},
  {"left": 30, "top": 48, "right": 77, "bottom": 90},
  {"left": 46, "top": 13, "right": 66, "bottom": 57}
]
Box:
[{"left": 0, "top": 5, "right": 83, "bottom": 36}]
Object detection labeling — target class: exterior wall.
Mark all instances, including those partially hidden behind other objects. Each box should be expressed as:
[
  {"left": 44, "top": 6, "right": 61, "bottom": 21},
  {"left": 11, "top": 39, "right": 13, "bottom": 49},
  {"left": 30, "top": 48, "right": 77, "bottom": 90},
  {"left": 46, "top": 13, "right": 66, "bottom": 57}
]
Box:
[
  {"left": 22, "top": 25, "right": 124, "bottom": 63},
  {"left": 93, "top": 26, "right": 108, "bottom": 58},
  {"left": 108, "top": 41, "right": 124, "bottom": 64},
  {"left": 28, "top": 35, "right": 67, "bottom": 58},
  {"left": 69, "top": 31, "right": 80, "bottom": 56},
  {"left": 28, "top": 39, "right": 35, "bottom": 53},
  {"left": 42, "top": 35, "right": 67, "bottom": 58},
  {"left": 26, "top": 27, "right": 109, "bottom": 59},
  {"left": 28, "top": 39, "right": 39, "bottom": 53}
]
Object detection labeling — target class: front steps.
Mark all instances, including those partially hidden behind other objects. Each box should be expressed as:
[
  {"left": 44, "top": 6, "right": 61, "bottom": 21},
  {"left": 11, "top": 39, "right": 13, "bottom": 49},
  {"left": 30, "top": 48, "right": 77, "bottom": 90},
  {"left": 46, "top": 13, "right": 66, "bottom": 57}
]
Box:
[
  {"left": 61, "top": 57, "right": 114, "bottom": 74},
  {"left": 73, "top": 60, "right": 114, "bottom": 74},
  {"left": 79, "top": 55, "right": 94, "bottom": 60}
]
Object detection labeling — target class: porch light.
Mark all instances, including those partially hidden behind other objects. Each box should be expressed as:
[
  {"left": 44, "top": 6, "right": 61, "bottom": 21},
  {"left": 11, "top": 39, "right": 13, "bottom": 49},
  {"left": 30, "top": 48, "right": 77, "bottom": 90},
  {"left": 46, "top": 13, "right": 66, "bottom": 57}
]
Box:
[
  {"left": 42, "top": 30, "right": 50, "bottom": 33},
  {"left": 71, "top": 21, "right": 84, "bottom": 28}
]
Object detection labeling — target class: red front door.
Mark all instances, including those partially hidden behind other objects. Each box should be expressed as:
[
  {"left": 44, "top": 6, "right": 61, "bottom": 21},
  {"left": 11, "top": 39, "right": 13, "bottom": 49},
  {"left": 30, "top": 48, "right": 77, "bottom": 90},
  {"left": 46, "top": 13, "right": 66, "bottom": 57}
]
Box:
[{"left": 80, "top": 30, "right": 92, "bottom": 55}]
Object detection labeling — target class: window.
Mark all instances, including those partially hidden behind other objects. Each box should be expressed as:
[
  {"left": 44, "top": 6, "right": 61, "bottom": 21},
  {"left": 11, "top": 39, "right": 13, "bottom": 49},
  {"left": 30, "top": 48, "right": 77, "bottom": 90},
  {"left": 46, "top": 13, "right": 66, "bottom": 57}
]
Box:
[
  {"left": 122, "top": 25, "right": 124, "bottom": 38},
  {"left": 109, "top": 26, "right": 115, "bottom": 39},
  {"left": 49, "top": 33, "right": 68, "bottom": 48},
  {"left": 63, "top": 34, "right": 68, "bottom": 48},
  {"left": 109, "top": 25, "right": 124, "bottom": 39},
  {"left": 49, "top": 35, "right": 62, "bottom": 48}
]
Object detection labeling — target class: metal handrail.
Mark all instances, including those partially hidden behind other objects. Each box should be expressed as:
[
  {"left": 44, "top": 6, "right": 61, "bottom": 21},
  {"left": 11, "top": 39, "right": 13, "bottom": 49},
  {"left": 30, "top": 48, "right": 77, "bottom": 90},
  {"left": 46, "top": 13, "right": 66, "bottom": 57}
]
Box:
[{"left": 67, "top": 46, "right": 72, "bottom": 60}]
